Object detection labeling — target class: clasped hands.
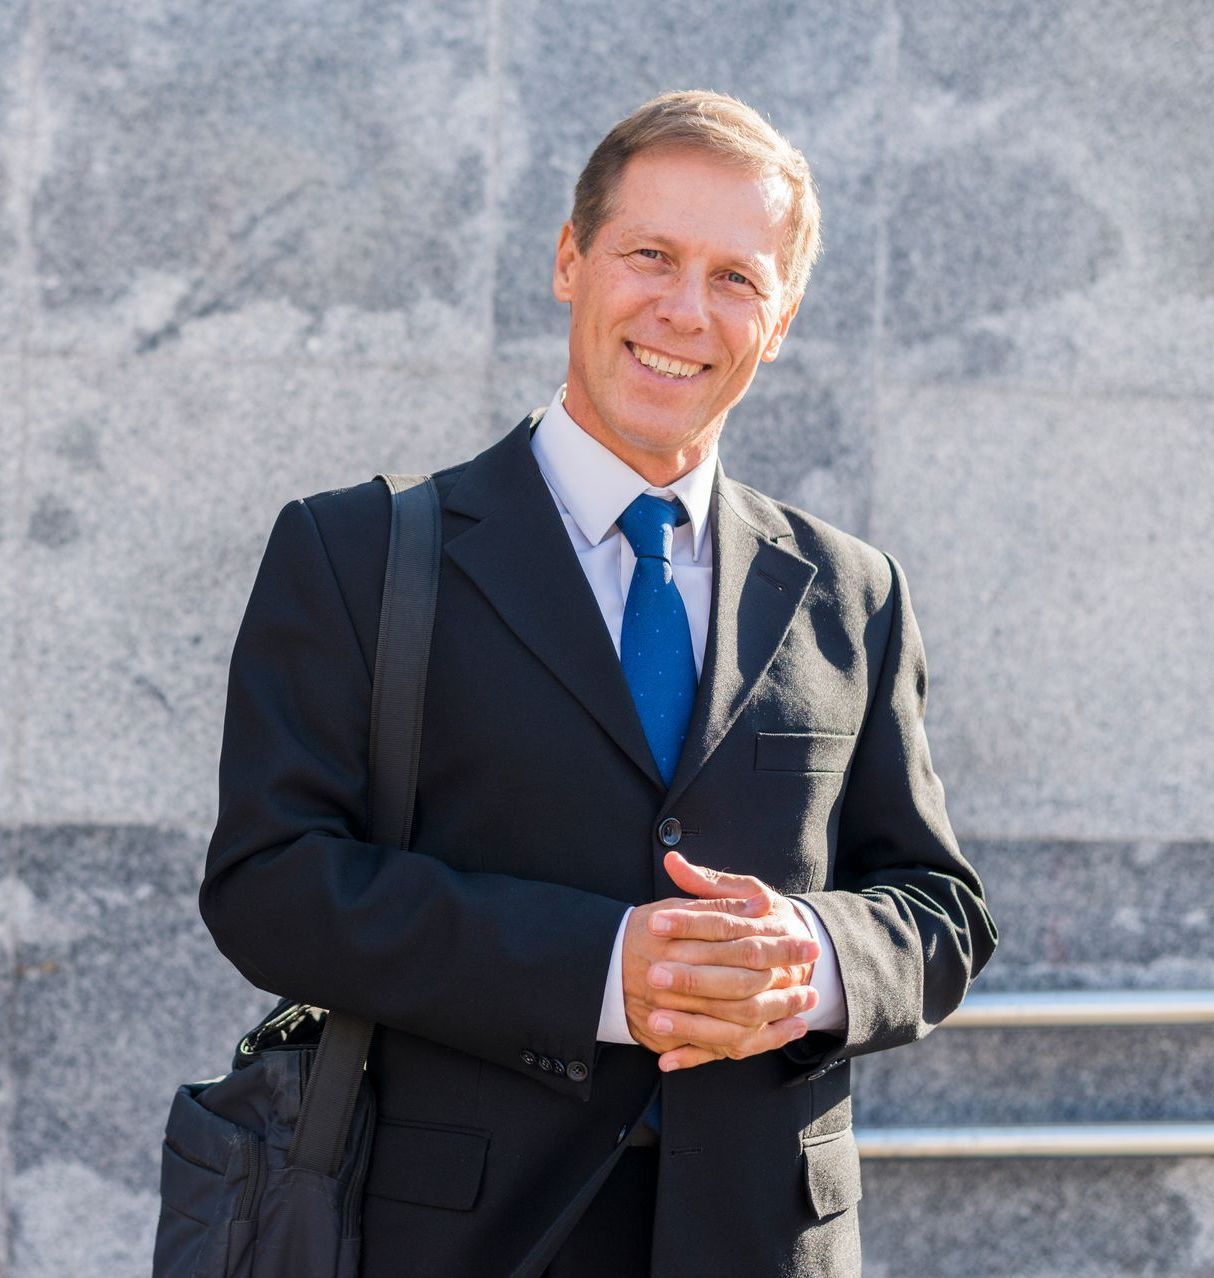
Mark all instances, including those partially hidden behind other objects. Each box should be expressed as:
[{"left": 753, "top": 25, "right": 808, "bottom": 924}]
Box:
[{"left": 623, "top": 850, "right": 819, "bottom": 1072}]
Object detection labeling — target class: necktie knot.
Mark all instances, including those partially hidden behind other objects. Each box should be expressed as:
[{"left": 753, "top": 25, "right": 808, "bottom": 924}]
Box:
[{"left": 617, "top": 494, "right": 688, "bottom": 573}]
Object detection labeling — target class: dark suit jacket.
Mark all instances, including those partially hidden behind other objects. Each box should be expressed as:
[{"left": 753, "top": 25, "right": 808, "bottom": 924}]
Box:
[{"left": 200, "top": 413, "right": 996, "bottom": 1277}]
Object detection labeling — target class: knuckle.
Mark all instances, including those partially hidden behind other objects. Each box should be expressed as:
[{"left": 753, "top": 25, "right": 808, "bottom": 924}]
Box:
[
  {"left": 766, "top": 966, "right": 793, "bottom": 989},
  {"left": 741, "top": 970, "right": 766, "bottom": 997},
  {"left": 733, "top": 1000, "right": 763, "bottom": 1028},
  {"left": 768, "top": 993, "right": 792, "bottom": 1020}
]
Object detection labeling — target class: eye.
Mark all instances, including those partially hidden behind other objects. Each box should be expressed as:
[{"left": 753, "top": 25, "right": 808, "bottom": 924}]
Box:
[
  {"left": 636, "top": 248, "right": 663, "bottom": 260},
  {"left": 725, "top": 270, "right": 753, "bottom": 287}
]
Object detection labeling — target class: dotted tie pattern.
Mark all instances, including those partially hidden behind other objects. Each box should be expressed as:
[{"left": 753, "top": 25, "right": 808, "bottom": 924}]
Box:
[{"left": 617, "top": 494, "right": 698, "bottom": 786}]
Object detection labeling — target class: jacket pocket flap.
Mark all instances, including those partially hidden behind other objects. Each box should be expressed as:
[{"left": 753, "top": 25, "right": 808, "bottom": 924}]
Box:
[
  {"left": 365, "top": 1120, "right": 489, "bottom": 1211},
  {"left": 755, "top": 731, "right": 855, "bottom": 773},
  {"left": 802, "top": 1130, "right": 862, "bottom": 1220}
]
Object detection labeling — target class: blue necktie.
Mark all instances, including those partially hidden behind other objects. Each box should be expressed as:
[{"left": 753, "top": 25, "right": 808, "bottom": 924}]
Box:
[{"left": 617, "top": 494, "right": 698, "bottom": 786}]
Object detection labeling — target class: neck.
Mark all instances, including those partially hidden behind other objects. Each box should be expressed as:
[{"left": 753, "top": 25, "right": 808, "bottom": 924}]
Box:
[{"left": 561, "top": 396, "right": 721, "bottom": 487}]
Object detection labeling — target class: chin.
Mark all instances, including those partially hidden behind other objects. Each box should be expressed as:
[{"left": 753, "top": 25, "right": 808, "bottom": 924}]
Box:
[
  {"left": 613, "top": 418, "right": 695, "bottom": 455},
  {"left": 612, "top": 400, "right": 699, "bottom": 443}
]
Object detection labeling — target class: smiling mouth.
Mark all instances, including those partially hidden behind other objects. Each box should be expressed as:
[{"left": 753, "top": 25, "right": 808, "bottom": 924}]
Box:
[{"left": 627, "top": 341, "right": 709, "bottom": 379}]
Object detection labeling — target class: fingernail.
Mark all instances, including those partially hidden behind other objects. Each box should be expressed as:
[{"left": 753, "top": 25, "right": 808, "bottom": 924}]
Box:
[
  {"left": 660, "top": 1059, "right": 680, "bottom": 1072},
  {"left": 653, "top": 1015, "right": 674, "bottom": 1034},
  {"left": 792, "top": 1021, "right": 809, "bottom": 1037},
  {"left": 651, "top": 915, "right": 673, "bottom": 934},
  {"left": 648, "top": 965, "right": 673, "bottom": 989}
]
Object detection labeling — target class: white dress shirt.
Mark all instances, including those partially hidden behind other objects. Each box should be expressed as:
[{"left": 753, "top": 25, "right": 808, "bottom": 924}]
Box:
[{"left": 530, "top": 387, "right": 848, "bottom": 1043}]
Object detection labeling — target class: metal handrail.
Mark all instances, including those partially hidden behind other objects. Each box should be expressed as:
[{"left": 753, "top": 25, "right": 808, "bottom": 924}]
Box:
[
  {"left": 942, "top": 989, "right": 1214, "bottom": 1028},
  {"left": 851, "top": 990, "right": 1214, "bottom": 1158},
  {"left": 856, "top": 1123, "right": 1214, "bottom": 1160}
]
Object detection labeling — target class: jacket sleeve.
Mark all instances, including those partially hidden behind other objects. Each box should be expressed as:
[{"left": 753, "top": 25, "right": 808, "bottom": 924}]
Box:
[
  {"left": 787, "top": 553, "right": 997, "bottom": 1072},
  {"left": 199, "top": 496, "right": 628, "bottom": 1097}
]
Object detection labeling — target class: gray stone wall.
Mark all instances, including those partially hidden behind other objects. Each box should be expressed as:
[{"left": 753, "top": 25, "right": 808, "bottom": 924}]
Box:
[{"left": 2, "top": 1, "right": 1211, "bottom": 1274}]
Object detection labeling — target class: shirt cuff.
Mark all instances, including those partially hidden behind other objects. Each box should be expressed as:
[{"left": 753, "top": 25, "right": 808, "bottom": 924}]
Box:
[
  {"left": 597, "top": 906, "right": 638, "bottom": 1044},
  {"left": 788, "top": 898, "right": 848, "bottom": 1035}
]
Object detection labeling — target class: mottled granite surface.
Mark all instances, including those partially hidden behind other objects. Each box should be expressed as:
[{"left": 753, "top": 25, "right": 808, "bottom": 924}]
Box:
[
  {"left": 7, "top": 825, "right": 265, "bottom": 1277},
  {"left": 3, "top": 0, "right": 1212, "bottom": 1273},
  {"left": 860, "top": 1157, "right": 1214, "bottom": 1278},
  {"left": 871, "top": 386, "right": 1214, "bottom": 841}
]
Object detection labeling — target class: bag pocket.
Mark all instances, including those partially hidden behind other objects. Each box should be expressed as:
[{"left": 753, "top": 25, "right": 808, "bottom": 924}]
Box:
[
  {"left": 363, "top": 1118, "right": 489, "bottom": 1211},
  {"left": 755, "top": 731, "right": 855, "bottom": 774},
  {"left": 801, "top": 1127, "right": 863, "bottom": 1220},
  {"left": 153, "top": 1083, "right": 267, "bottom": 1278}
]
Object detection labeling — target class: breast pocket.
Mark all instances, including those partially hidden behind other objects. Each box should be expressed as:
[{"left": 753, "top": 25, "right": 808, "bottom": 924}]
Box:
[{"left": 754, "top": 731, "right": 856, "bottom": 774}]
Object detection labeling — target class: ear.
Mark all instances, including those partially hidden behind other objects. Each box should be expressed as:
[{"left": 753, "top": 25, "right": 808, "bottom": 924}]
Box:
[
  {"left": 552, "top": 222, "right": 581, "bottom": 303},
  {"left": 761, "top": 295, "right": 801, "bottom": 363}
]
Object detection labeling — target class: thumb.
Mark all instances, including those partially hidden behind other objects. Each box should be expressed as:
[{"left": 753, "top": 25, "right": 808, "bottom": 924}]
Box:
[{"left": 664, "top": 850, "right": 776, "bottom": 912}]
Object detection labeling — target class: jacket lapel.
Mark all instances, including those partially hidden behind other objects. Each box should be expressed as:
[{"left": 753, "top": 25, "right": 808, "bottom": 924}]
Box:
[
  {"left": 443, "top": 417, "right": 665, "bottom": 790},
  {"left": 666, "top": 470, "right": 818, "bottom": 806}
]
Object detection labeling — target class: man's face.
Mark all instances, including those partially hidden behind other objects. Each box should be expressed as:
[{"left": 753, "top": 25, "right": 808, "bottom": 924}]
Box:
[{"left": 552, "top": 146, "right": 800, "bottom": 482}]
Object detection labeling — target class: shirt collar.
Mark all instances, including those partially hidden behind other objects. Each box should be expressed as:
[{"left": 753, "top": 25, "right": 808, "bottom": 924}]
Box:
[{"left": 530, "top": 386, "right": 716, "bottom": 560}]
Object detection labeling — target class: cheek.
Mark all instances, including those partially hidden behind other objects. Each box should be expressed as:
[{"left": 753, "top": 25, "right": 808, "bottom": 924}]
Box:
[
  {"left": 716, "top": 299, "right": 772, "bottom": 355},
  {"left": 722, "top": 319, "right": 769, "bottom": 371}
]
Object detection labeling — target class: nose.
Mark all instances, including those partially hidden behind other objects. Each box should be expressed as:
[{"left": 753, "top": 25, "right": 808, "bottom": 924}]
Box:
[{"left": 654, "top": 269, "right": 709, "bottom": 333}]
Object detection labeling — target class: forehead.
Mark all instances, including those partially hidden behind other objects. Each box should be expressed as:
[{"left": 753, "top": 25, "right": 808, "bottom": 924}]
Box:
[{"left": 607, "top": 147, "right": 792, "bottom": 256}]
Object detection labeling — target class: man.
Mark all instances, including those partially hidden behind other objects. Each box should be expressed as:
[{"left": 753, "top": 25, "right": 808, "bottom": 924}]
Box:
[{"left": 201, "top": 90, "right": 996, "bottom": 1276}]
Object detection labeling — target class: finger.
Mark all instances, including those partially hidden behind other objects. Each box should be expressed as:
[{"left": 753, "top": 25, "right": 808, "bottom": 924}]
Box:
[
  {"left": 647, "top": 961, "right": 772, "bottom": 1000},
  {"left": 663, "top": 933, "right": 819, "bottom": 972},
  {"left": 649, "top": 1009, "right": 809, "bottom": 1056},
  {"left": 649, "top": 959, "right": 818, "bottom": 999},
  {"left": 664, "top": 850, "right": 776, "bottom": 911},
  {"left": 650, "top": 907, "right": 818, "bottom": 944},
  {"left": 658, "top": 1044, "right": 723, "bottom": 1072},
  {"left": 648, "top": 907, "right": 770, "bottom": 937},
  {"left": 655, "top": 983, "right": 817, "bottom": 1028},
  {"left": 656, "top": 894, "right": 771, "bottom": 919}
]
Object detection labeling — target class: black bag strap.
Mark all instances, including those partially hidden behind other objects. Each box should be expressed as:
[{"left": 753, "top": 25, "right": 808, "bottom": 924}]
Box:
[
  {"left": 288, "top": 473, "right": 441, "bottom": 1177},
  {"left": 367, "top": 474, "right": 443, "bottom": 852}
]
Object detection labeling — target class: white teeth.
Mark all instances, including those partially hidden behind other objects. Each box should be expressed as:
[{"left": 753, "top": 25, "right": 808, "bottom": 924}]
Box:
[{"left": 629, "top": 343, "right": 704, "bottom": 378}]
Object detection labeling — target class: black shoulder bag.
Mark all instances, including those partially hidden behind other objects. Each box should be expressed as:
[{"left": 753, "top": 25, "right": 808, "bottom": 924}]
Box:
[{"left": 153, "top": 473, "right": 441, "bottom": 1278}]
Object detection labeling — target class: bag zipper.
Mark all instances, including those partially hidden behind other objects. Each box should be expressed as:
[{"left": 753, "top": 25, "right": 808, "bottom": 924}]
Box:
[
  {"left": 341, "top": 1093, "right": 376, "bottom": 1238},
  {"left": 235, "top": 1131, "right": 266, "bottom": 1221}
]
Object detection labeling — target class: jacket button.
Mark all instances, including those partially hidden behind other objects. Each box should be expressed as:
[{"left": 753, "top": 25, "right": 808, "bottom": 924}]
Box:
[
  {"left": 521, "top": 1050, "right": 537, "bottom": 1067},
  {"left": 539, "top": 1056, "right": 553, "bottom": 1072},
  {"left": 566, "top": 1060, "right": 589, "bottom": 1083},
  {"left": 657, "top": 817, "right": 682, "bottom": 847},
  {"left": 552, "top": 1059, "right": 566, "bottom": 1076}
]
